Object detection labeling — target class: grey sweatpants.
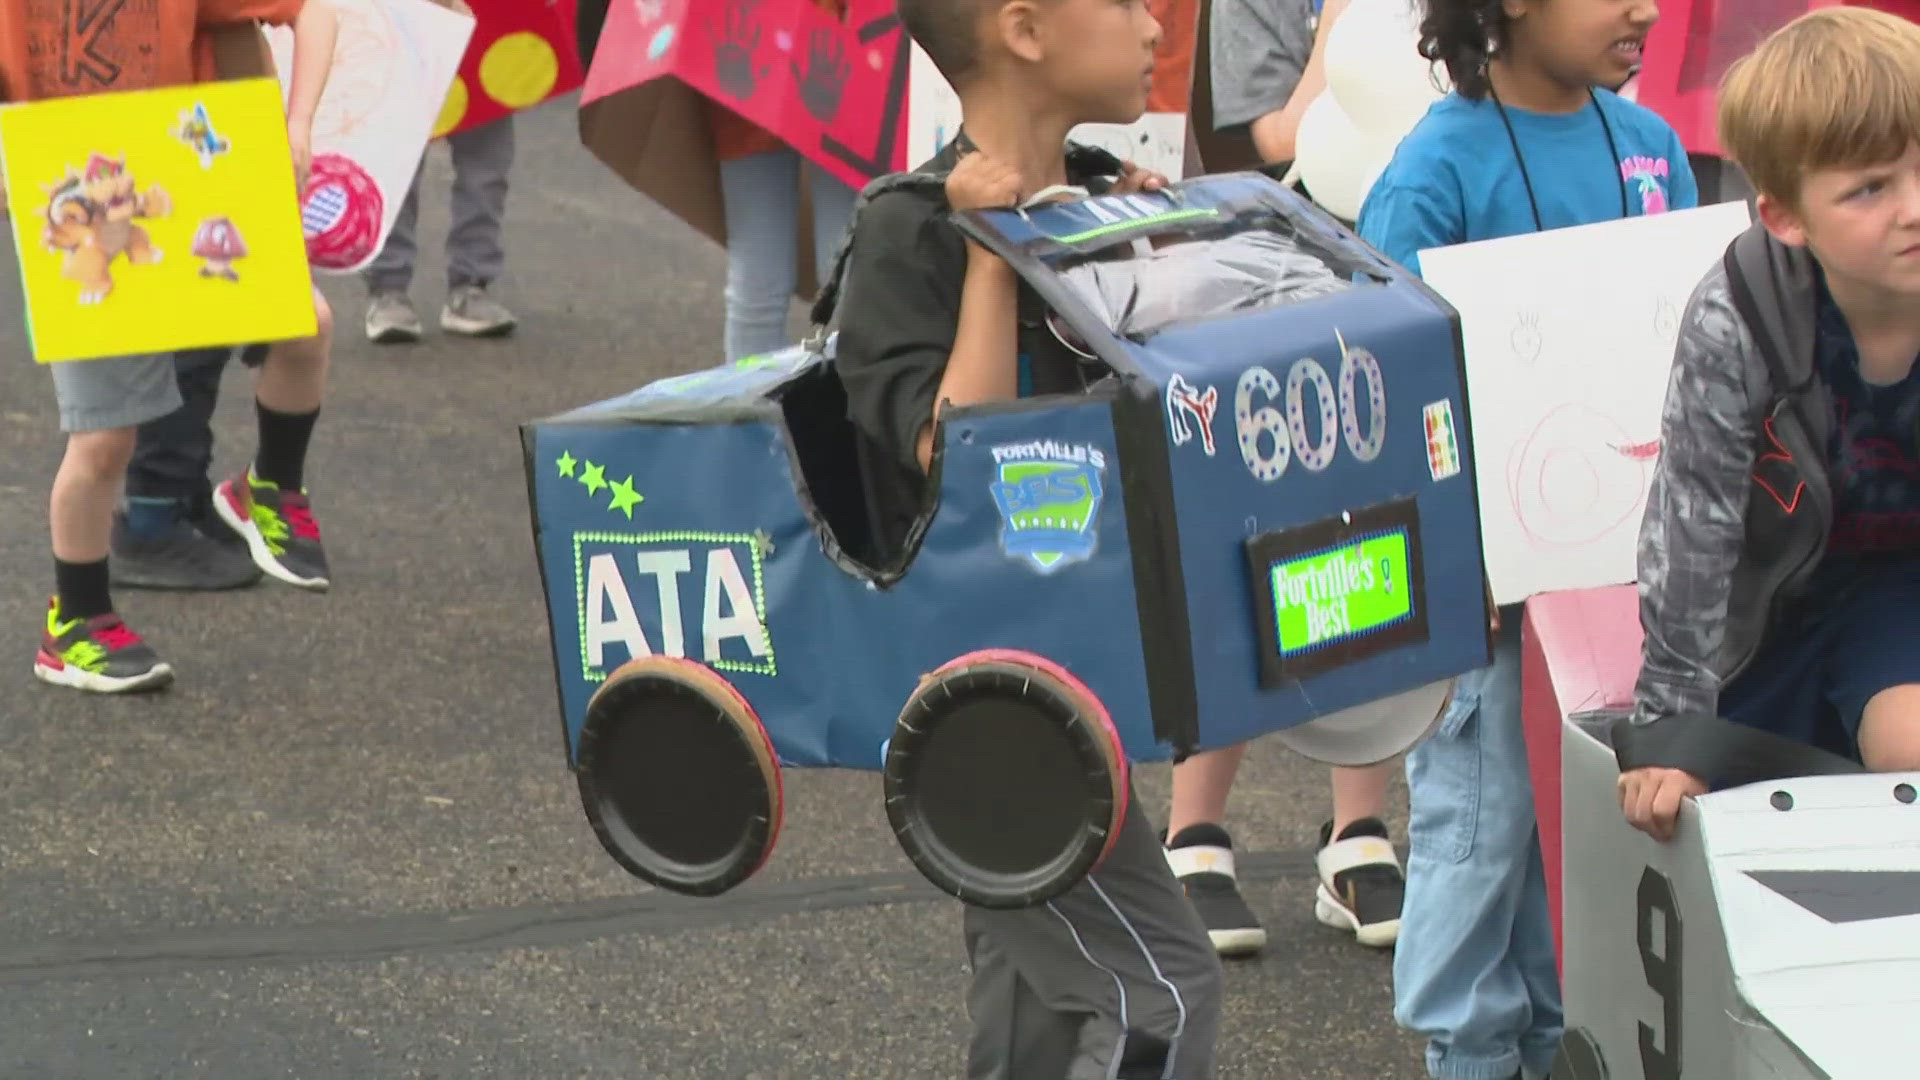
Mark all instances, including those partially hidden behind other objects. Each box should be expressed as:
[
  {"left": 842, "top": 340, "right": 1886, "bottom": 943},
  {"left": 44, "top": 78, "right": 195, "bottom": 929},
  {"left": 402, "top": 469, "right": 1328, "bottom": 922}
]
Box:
[
  {"left": 964, "top": 787, "right": 1224, "bottom": 1079},
  {"left": 364, "top": 116, "right": 515, "bottom": 292}
]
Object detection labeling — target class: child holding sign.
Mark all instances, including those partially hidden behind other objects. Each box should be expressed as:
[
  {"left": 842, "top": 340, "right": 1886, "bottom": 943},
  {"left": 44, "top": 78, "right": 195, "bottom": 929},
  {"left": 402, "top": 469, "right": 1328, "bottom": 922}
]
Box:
[
  {"left": 2, "top": 0, "right": 341, "bottom": 693},
  {"left": 1355, "top": 0, "right": 1694, "bottom": 1075}
]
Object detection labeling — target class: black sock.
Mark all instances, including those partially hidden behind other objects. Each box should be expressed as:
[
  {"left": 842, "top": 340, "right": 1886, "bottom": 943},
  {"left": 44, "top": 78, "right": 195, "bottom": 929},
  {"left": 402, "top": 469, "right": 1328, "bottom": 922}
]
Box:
[
  {"left": 254, "top": 401, "right": 319, "bottom": 491},
  {"left": 55, "top": 557, "right": 112, "bottom": 621}
]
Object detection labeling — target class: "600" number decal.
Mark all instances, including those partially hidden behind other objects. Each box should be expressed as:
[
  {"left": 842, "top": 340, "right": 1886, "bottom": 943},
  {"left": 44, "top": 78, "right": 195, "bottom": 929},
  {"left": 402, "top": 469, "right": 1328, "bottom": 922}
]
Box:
[{"left": 1232, "top": 332, "right": 1386, "bottom": 483}]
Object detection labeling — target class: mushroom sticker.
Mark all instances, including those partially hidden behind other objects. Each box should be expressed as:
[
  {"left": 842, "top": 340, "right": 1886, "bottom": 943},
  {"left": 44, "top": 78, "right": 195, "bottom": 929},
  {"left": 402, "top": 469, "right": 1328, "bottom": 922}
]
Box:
[{"left": 192, "top": 216, "right": 247, "bottom": 281}]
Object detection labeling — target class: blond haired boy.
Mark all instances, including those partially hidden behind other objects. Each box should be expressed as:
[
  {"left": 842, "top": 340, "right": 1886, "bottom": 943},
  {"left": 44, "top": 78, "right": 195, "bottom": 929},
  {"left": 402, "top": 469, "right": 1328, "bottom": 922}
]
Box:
[{"left": 1620, "top": 6, "right": 1920, "bottom": 837}]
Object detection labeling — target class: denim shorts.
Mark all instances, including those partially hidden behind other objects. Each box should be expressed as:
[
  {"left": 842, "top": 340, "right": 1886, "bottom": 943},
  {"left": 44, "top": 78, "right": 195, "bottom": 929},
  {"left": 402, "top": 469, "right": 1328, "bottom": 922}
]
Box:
[
  {"left": 1720, "top": 557, "right": 1920, "bottom": 761},
  {"left": 47, "top": 352, "right": 182, "bottom": 433}
]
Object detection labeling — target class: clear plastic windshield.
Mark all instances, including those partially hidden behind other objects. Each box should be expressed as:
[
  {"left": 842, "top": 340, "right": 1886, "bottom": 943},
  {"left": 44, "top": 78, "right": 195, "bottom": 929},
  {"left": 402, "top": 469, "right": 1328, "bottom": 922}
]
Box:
[{"left": 1052, "top": 228, "right": 1354, "bottom": 345}]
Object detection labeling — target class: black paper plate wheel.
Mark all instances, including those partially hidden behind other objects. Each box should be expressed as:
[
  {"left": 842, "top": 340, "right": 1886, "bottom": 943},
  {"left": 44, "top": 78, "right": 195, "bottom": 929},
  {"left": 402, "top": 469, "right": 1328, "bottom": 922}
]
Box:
[
  {"left": 884, "top": 650, "right": 1129, "bottom": 909},
  {"left": 575, "top": 655, "right": 783, "bottom": 896}
]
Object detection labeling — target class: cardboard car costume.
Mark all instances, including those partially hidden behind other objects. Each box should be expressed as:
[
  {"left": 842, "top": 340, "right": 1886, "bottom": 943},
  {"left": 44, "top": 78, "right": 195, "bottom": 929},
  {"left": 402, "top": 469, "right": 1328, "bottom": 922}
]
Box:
[
  {"left": 523, "top": 173, "right": 1493, "bottom": 905},
  {"left": 1522, "top": 586, "right": 1920, "bottom": 1078}
]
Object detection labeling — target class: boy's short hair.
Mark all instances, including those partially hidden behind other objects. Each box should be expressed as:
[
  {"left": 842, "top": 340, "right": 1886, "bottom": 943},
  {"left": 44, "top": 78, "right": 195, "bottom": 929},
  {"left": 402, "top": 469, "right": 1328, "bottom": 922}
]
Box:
[
  {"left": 1718, "top": 7, "right": 1920, "bottom": 206},
  {"left": 899, "top": 0, "right": 992, "bottom": 86}
]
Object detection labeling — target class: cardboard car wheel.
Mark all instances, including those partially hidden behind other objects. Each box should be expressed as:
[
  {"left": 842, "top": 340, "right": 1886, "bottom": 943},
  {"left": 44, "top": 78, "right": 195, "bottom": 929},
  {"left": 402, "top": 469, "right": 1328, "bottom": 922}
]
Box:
[
  {"left": 885, "top": 650, "right": 1129, "bottom": 909},
  {"left": 574, "top": 655, "right": 782, "bottom": 896}
]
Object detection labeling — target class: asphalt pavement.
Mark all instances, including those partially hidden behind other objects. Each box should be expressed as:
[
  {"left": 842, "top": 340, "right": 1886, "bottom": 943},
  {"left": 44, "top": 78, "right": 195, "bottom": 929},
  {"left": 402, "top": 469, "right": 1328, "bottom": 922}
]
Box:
[{"left": 0, "top": 98, "right": 1426, "bottom": 1079}]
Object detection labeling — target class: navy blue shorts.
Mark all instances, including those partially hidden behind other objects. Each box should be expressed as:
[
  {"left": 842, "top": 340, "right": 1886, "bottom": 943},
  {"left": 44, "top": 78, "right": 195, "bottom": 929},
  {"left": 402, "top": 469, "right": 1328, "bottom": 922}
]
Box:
[{"left": 1720, "top": 558, "right": 1920, "bottom": 761}]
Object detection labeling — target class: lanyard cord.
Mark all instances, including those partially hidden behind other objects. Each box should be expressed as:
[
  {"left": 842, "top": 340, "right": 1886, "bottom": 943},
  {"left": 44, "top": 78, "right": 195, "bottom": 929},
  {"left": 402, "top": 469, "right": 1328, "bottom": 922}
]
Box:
[{"left": 1488, "top": 85, "right": 1629, "bottom": 232}]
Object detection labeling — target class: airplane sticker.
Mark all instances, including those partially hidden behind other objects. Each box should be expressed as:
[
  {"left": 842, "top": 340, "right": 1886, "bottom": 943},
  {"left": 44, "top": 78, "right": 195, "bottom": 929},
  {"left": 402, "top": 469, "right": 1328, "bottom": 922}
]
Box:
[{"left": 173, "top": 103, "right": 232, "bottom": 169}]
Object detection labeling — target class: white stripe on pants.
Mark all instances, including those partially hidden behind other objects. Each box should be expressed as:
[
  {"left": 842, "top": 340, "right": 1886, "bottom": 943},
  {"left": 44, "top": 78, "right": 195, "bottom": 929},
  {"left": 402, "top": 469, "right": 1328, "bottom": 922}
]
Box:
[{"left": 962, "top": 787, "right": 1224, "bottom": 1079}]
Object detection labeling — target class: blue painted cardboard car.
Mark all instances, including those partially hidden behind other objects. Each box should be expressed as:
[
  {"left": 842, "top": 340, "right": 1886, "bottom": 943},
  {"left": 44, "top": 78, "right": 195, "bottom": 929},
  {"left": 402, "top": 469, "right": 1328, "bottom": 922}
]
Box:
[{"left": 522, "top": 172, "right": 1493, "bottom": 904}]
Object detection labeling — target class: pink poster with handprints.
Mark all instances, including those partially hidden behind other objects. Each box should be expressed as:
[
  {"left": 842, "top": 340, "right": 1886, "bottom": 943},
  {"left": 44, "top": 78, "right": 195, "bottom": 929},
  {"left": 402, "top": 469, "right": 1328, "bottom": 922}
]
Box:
[{"left": 581, "top": 0, "right": 909, "bottom": 190}]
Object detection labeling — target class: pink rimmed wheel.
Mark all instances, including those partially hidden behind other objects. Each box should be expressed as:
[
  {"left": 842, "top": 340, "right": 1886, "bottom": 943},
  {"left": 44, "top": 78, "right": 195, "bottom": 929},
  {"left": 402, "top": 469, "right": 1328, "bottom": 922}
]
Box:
[
  {"left": 884, "top": 650, "right": 1129, "bottom": 909},
  {"left": 575, "top": 655, "right": 783, "bottom": 896}
]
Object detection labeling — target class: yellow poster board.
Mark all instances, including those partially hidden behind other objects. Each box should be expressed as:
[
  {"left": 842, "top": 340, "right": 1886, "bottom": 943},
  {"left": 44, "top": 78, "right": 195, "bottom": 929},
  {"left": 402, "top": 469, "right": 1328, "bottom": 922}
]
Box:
[{"left": 0, "top": 78, "right": 316, "bottom": 364}]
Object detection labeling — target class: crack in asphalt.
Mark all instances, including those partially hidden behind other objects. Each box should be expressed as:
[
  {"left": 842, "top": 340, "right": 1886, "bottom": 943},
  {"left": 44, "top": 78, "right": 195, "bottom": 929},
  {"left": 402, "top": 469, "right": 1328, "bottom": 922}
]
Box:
[{"left": 0, "top": 853, "right": 1320, "bottom": 986}]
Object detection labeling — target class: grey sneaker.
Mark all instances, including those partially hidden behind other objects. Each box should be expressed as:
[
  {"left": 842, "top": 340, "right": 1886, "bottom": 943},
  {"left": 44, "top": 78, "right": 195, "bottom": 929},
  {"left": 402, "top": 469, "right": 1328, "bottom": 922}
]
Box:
[
  {"left": 440, "top": 284, "right": 517, "bottom": 337},
  {"left": 365, "top": 291, "right": 423, "bottom": 344}
]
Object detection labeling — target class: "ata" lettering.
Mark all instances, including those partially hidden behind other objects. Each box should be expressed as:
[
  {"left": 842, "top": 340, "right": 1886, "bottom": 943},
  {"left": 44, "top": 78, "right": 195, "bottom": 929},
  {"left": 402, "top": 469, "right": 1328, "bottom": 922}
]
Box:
[{"left": 582, "top": 548, "right": 771, "bottom": 670}]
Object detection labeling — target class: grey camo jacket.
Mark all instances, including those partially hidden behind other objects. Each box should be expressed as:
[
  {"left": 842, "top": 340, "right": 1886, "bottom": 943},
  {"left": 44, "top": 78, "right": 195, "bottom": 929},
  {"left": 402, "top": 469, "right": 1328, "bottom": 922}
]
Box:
[{"left": 1616, "top": 223, "right": 1835, "bottom": 782}]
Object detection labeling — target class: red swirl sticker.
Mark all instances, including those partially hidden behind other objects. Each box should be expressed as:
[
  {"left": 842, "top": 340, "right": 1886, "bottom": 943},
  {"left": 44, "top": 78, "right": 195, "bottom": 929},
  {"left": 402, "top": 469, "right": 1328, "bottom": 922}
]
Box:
[{"left": 300, "top": 153, "right": 385, "bottom": 271}]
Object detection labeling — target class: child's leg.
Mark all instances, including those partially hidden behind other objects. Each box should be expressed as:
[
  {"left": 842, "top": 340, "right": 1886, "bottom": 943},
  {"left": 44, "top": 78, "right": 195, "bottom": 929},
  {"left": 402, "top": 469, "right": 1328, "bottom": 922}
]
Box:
[
  {"left": 1317, "top": 759, "right": 1407, "bottom": 948},
  {"left": 445, "top": 116, "right": 514, "bottom": 290},
  {"left": 1860, "top": 689, "right": 1920, "bottom": 770},
  {"left": 1163, "top": 742, "right": 1264, "bottom": 957},
  {"left": 1166, "top": 744, "right": 1244, "bottom": 837},
  {"left": 1393, "top": 615, "right": 1562, "bottom": 1080},
  {"left": 1331, "top": 760, "right": 1393, "bottom": 835},
  {"left": 52, "top": 428, "right": 138, "bottom": 572},
  {"left": 125, "top": 348, "right": 230, "bottom": 526},
  {"left": 254, "top": 289, "right": 333, "bottom": 425},
  {"left": 961, "top": 787, "right": 1224, "bottom": 1080},
  {"left": 718, "top": 149, "right": 801, "bottom": 363},
  {"left": 803, "top": 158, "right": 859, "bottom": 283},
  {"left": 1818, "top": 561, "right": 1920, "bottom": 773},
  {"left": 365, "top": 159, "right": 424, "bottom": 297},
  {"left": 114, "top": 346, "right": 260, "bottom": 590},
  {"left": 364, "top": 159, "right": 426, "bottom": 343},
  {"left": 214, "top": 292, "right": 334, "bottom": 591},
  {"left": 39, "top": 355, "right": 181, "bottom": 691}
]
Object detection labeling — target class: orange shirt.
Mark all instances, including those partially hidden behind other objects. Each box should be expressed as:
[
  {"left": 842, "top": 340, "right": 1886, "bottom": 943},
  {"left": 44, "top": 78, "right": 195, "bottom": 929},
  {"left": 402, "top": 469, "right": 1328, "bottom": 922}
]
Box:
[
  {"left": 1146, "top": 0, "right": 1196, "bottom": 113},
  {"left": 709, "top": 0, "right": 846, "bottom": 161},
  {"left": 0, "top": 0, "right": 302, "bottom": 103}
]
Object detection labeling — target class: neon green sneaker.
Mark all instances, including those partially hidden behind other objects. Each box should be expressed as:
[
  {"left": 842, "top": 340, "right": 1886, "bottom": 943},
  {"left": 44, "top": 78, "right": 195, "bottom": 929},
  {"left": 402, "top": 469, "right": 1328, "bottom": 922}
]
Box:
[
  {"left": 32, "top": 597, "right": 173, "bottom": 693},
  {"left": 214, "top": 468, "right": 330, "bottom": 591}
]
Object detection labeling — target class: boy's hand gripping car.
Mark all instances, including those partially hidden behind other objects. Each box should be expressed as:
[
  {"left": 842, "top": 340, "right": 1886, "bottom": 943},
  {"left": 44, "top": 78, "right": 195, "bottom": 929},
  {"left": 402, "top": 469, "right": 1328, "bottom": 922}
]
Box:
[
  {"left": 1523, "top": 588, "right": 1920, "bottom": 1080},
  {"left": 522, "top": 173, "right": 1494, "bottom": 907}
]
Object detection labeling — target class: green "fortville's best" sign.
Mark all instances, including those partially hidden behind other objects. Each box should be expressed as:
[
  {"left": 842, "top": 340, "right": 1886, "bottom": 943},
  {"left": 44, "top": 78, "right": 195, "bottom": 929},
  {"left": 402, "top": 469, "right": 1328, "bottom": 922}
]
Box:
[{"left": 1270, "top": 531, "right": 1413, "bottom": 656}]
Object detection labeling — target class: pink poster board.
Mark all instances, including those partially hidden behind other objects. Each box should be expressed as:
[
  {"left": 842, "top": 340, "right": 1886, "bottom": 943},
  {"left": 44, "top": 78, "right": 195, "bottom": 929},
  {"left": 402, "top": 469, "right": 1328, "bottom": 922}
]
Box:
[
  {"left": 580, "top": 0, "right": 911, "bottom": 190},
  {"left": 1636, "top": 0, "right": 1840, "bottom": 157}
]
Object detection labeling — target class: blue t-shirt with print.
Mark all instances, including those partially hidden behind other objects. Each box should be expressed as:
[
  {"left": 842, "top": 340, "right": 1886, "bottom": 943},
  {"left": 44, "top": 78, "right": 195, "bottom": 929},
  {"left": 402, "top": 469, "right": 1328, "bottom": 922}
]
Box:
[
  {"left": 1354, "top": 88, "right": 1695, "bottom": 708},
  {"left": 1815, "top": 278, "right": 1920, "bottom": 555},
  {"left": 1356, "top": 89, "right": 1699, "bottom": 274}
]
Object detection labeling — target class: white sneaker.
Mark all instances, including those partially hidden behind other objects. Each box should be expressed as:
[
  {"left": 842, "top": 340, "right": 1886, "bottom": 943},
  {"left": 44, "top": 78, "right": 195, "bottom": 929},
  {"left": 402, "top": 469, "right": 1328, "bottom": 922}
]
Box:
[
  {"left": 365, "top": 291, "right": 423, "bottom": 344},
  {"left": 1313, "top": 817, "right": 1404, "bottom": 948},
  {"left": 1166, "top": 823, "right": 1268, "bottom": 957},
  {"left": 440, "top": 284, "right": 517, "bottom": 337}
]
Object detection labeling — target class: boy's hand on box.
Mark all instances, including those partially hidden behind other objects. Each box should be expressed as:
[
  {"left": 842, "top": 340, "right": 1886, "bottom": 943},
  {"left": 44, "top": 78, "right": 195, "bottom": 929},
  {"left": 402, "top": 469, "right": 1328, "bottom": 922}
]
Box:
[
  {"left": 1111, "top": 159, "right": 1167, "bottom": 195},
  {"left": 946, "top": 151, "right": 1024, "bottom": 213},
  {"left": 1618, "top": 766, "right": 1709, "bottom": 841}
]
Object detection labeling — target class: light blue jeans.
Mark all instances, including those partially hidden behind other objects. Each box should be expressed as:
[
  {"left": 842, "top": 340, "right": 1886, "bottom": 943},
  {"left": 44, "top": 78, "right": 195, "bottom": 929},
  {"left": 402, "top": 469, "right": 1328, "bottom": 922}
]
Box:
[
  {"left": 718, "top": 148, "right": 859, "bottom": 363},
  {"left": 1394, "top": 613, "right": 1563, "bottom": 1080}
]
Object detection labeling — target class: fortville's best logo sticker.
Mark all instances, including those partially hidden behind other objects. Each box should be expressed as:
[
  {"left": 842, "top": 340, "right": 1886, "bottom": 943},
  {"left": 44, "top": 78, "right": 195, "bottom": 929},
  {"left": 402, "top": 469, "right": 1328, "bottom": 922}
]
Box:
[{"left": 989, "top": 441, "right": 1106, "bottom": 573}]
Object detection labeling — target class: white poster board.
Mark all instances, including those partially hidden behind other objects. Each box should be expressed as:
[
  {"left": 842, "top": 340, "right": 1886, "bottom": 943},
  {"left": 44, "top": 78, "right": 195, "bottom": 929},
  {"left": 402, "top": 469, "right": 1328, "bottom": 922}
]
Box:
[
  {"left": 1418, "top": 200, "right": 1753, "bottom": 605},
  {"left": 906, "top": 44, "right": 1188, "bottom": 180},
  {"left": 267, "top": 0, "right": 474, "bottom": 273}
]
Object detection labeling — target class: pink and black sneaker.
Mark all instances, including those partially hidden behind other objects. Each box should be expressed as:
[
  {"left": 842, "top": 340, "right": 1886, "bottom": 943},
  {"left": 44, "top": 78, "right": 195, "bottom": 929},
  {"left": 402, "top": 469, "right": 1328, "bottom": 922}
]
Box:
[
  {"left": 214, "top": 468, "right": 331, "bottom": 591},
  {"left": 33, "top": 597, "right": 173, "bottom": 693}
]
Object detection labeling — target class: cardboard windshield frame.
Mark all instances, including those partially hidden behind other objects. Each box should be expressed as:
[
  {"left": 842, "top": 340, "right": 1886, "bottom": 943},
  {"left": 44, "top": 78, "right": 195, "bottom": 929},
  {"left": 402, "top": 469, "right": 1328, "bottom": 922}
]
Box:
[{"left": 1245, "top": 496, "right": 1430, "bottom": 688}]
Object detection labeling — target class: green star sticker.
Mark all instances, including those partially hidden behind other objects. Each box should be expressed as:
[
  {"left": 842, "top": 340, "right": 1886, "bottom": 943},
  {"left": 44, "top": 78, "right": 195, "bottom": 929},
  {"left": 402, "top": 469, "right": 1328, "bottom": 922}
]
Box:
[
  {"left": 607, "top": 476, "right": 644, "bottom": 519},
  {"left": 579, "top": 461, "right": 608, "bottom": 496},
  {"left": 556, "top": 450, "right": 578, "bottom": 478}
]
